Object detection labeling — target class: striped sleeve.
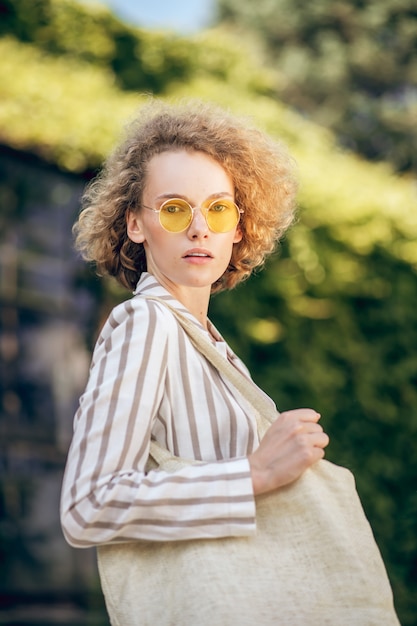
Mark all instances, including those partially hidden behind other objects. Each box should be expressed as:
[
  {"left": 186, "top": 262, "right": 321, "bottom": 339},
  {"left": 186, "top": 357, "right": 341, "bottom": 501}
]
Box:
[{"left": 60, "top": 298, "right": 256, "bottom": 547}]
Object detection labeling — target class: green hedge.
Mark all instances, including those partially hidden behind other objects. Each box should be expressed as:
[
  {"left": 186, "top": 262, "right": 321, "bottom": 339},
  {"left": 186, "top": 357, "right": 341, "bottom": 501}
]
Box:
[{"left": 0, "top": 0, "right": 274, "bottom": 95}]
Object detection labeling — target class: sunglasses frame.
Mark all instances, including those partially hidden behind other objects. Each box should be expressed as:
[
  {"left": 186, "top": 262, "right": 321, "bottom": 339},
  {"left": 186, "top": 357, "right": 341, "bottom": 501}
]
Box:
[{"left": 142, "top": 197, "right": 244, "bottom": 233}]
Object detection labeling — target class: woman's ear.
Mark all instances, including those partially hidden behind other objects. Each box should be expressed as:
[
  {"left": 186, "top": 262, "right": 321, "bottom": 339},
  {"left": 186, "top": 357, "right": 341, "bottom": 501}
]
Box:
[
  {"left": 126, "top": 210, "right": 146, "bottom": 243},
  {"left": 233, "top": 225, "right": 243, "bottom": 244}
]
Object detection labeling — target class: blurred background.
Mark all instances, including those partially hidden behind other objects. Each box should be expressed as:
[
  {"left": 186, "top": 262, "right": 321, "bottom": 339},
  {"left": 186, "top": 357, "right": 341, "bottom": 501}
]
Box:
[{"left": 0, "top": 0, "right": 416, "bottom": 624}]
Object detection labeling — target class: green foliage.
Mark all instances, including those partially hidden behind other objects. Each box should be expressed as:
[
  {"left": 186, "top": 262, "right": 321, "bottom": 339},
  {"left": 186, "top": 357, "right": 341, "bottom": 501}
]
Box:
[
  {"left": 0, "top": 36, "right": 142, "bottom": 171},
  {"left": 0, "top": 30, "right": 284, "bottom": 172},
  {"left": 0, "top": 0, "right": 194, "bottom": 92},
  {"left": 216, "top": 0, "right": 417, "bottom": 173},
  {"left": 0, "top": 0, "right": 274, "bottom": 96}
]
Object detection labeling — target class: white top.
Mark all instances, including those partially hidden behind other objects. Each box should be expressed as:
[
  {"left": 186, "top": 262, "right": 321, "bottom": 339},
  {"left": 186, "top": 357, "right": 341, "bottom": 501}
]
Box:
[{"left": 60, "top": 273, "right": 274, "bottom": 547}]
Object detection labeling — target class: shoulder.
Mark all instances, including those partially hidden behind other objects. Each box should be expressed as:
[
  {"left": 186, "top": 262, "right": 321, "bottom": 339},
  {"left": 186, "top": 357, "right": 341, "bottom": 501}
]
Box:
[
  {"left": 97, "top": 296, "right": 178, "bottom": 347},
  {"left": 112, "top": 295, "right": 177, "bottom": 323}
]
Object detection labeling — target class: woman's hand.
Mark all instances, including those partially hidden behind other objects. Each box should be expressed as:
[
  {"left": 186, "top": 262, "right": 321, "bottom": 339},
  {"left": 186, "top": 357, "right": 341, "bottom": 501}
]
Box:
[{"left": 248, "top": 408, "right": 329, "bottom": 496}]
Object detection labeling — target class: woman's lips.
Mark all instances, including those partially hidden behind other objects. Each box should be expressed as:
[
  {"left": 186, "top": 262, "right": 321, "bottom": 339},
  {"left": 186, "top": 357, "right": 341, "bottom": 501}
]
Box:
[{"left": 183, "top": 249, "right": 213, "bottom": 263}]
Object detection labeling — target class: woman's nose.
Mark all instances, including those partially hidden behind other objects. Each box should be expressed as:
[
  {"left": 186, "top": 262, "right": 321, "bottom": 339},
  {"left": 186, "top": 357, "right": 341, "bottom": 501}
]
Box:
[{"left": 187, "top": 207, "right": 209, "bottom": 237}]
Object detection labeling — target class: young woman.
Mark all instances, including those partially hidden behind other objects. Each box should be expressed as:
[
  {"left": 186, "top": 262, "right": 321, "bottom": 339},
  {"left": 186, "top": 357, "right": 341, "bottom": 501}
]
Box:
[
  {"left": 61, "top": 99, "right": 328, "bottom": 547},
  {"left": 60, "top": 100, "right": 401, "bottom": 626}
]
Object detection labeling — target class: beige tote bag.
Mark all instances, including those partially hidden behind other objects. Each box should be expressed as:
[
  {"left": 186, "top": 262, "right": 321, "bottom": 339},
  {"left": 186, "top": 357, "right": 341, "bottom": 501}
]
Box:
[{"left": 97, "top": 299, "right": 400, "bottom": 626}]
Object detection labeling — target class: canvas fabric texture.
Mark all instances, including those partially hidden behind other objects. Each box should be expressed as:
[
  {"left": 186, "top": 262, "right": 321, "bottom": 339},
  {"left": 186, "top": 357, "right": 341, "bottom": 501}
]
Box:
[{"left": 97, "top": 298, "right": 400, "bottom": 626}]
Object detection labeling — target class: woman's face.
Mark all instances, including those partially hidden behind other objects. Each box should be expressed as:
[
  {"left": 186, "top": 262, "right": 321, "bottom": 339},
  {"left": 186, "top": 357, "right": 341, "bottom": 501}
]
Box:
[{"left": 127, "top": 149, "right": 242, "bottom": 298}]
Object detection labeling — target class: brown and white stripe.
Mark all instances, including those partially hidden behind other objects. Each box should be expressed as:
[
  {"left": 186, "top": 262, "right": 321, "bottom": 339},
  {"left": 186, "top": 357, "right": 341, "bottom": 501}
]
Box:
[{"left": 60, "top": 273, "right": 266, "bottom": 547}]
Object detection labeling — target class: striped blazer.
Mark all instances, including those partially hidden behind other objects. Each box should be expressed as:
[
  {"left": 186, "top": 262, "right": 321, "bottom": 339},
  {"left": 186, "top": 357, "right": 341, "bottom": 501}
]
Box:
[{"left": 60, "top": 273, "right": 274, "bottom": 547}]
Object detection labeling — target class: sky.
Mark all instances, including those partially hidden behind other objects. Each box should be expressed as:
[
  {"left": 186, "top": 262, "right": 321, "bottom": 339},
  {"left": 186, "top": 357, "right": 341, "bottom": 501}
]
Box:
[{"left": 82, "top": 0, "right": 216, "bottom": 33}]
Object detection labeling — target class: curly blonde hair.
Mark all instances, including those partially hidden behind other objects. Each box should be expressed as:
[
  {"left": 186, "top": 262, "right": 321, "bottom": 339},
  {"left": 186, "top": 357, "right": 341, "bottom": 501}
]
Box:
[{"left": 74, "top": 99, "right": 298, "bottom": 293}]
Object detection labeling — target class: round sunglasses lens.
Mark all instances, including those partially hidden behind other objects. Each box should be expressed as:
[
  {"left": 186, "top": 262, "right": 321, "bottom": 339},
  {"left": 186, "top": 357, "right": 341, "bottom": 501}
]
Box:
[
  {"left": 207, "top": 201, "right": 240, "bottom": 232},
  {"left": 160, "top": 200, "right": 192, "bottom": 232}
]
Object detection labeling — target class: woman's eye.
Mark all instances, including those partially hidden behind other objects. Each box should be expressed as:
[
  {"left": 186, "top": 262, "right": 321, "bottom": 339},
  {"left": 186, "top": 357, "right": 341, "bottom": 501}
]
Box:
[
  {"left": 211, "top": 203, "right": 227, "bottom": 213},
  {"left": 164, "top": 204, "right": 182, "bottom": 214}
]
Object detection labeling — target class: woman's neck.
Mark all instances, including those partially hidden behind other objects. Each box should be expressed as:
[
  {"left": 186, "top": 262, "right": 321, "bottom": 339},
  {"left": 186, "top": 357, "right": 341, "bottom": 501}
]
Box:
[{"left": 149, "top": 273, "right": 211, "bottom": 328}]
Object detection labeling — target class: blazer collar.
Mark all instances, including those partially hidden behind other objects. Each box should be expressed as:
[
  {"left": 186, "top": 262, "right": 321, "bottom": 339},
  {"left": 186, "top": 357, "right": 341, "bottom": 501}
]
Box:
[
  {"left": 133, "top": 272, "right": 207, "bottom": 331},
  {"left": 133, "top": 272, "right": 242, "bottom": 365}
]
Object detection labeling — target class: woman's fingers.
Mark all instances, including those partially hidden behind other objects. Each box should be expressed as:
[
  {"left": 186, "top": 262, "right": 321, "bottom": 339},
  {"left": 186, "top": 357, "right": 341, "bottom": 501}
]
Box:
[
  {"left": 281, "top": 407, "right": 321, "bottom": 423},
  {"left": 249, "top": 408, "right": 329, "bottom": 496}
]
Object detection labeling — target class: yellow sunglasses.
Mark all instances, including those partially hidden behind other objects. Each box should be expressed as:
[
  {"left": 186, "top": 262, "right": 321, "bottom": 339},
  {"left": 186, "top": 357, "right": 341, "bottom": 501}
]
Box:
[{"left": 142, "top": 197, "right": 243, "bottom": 233}]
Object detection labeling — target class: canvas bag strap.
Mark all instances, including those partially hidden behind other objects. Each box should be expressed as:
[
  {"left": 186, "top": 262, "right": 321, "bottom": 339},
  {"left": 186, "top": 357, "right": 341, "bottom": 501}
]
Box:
[{"left": 143, "top": 296, "right": 280, "bottom": 441}]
